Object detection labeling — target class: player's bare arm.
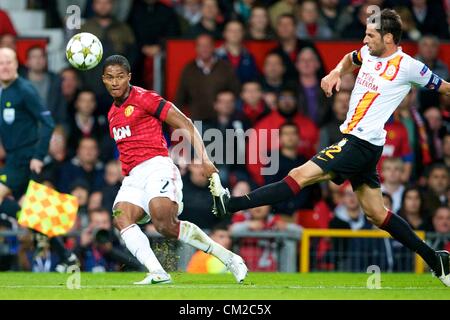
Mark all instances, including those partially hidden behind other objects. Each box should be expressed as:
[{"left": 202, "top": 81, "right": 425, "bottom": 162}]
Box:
[
  {"left": 321, "top": 52, "right": 358, "bottom": 97},
  {"left": 164, "top": 105, "right": 218, "bottom": 177}
]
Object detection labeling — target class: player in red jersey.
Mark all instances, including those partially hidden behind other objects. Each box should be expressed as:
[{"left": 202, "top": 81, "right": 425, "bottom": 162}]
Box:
[{"left": 102, "top": 55, "right": 247, "bottom": 284}]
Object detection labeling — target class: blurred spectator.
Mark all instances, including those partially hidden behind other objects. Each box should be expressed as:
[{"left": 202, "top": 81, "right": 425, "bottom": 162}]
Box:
[
  {"left": 70, "top": 179, "right": 90, "bottom": 229},
  {"left": 247, "top": 88, "right": 319, "bottom": 185},
  {"left": 258, "top": 52, "right": 288, "bottom": 95},
  {"left": 100, "top": 160, "right": 123, "bottom": 212},
  {"left": 176, "top": 34, "right": 240, "bottom": 121},
  {"left": 176, "top": 0, "right": 203, "bottom": 34},
  {"left": 231, "top": 204, "right": 302, "bottom": 271},
  {"left": 24, "top": 46, "right": 68, "bottom": 127},
  {"left": 203, "top": 90, "right": 248, "bottom": 184},
  {"left": 295, "top": 47, "right": 330, "bottom": 126},
  {"left": 381, "top": 158, "right": 406, "bottom": 214},
  {"left": 0, "top": 10, "right": 17, "bottom": 37},
  {"left": 395, "top": 6, "right": 421, "bottom": 41},
  {"left": 394, "top": 89, "right": 432, "bottom": 180},
  {"left": 441, "top": 133, "right": 450, "bottom": 169},
  {"left": 179, "top": 163, "right": 220, "bottom": 229},
  {"left": 57, "top": 0, "right": 133, "bottom": 23},
  {"left": 319, "top": 90, "right": 350, "bottom": 150},
  {"left": 424, "top": 106, "right": 446, "bottom": 161},
  {"left": 409, "top": 0, "right": 449, "bottom": 39},
  {"left": 238, "top": 81, "right": 271, "bottom": 125},
  {"left": 269, "top": 0, "right": 297, "bottom": 29},
  {"left": 270, "top": 14, "right": 325, "bottom": 82},
  {"left": 128, "top": 0, "right": 180, "bottom": 88},
  {"left": 423, "top": 163, "right": 449, "bottom": 214},
  {"left": 296, "top": 0, "right": 332, "bottom": 40},
  {"left": 429, "top": 207, "right": 450, "bottom": 251},
  {"left": 246, "top": 5, "right": 275, "bottom": 40},
  {"left": 187, "top": 0, "right": 225, "bottom": 39},
  {"left": 233, "top": 0, "right": 255, "bottom": 23},
  {"left": 75, "top": 208, "right": 142, "bottom": 271},
  {"left": 67, "top": 89, "right": 106, "bottom": 157},
  {"left": 60, "top": 67, "right": 82, "bottom": 118},
  {"left": 265, "top": 123, "right": 314, "bottom": 217},
  {"left": 379, "top": 117, "right": 413, "bottom": 183},
  {"left": 186, "top": 223, "right": 231, "bottom": 273},
  {"left": 39, "top": 126, "right": 68, "bottom": 188},
  {"left": 398, "top": 186, "right": 431, "bottom": 231},
  {"left": 216, "top": 20, "right": 259, "bottom": 83},
  {"left": 415, "top": 35, "right": 449, "bottom": 111},
  {"left": 81, "top": 0, "right": 137, "bottom": 113},
  {"left": 0, "top": 214, "right": 19, "bottom": 270},
  {"left": 318, "top": 0, "right": 352, "bottom": 37},
  {"left": 58, "top": 137, "right": 105, "bottom": 193},
  {"left": 341, "top": 4, "right": 370, "bottom": 40}
]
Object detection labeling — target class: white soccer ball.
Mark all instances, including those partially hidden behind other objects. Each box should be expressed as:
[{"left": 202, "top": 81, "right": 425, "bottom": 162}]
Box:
[{"left": 66, "top": 32, "right": 103, "bottom": 70}]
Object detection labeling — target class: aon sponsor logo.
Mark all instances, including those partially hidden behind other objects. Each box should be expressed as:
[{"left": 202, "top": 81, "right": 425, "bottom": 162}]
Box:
[{"left": 113, "top": 126, "right": 131, "bottom": 141}]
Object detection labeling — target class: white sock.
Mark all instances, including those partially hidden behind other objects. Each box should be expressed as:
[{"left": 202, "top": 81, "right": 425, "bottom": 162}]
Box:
[
  {"left": 120, "top": 224, "right": 165, "bottom": 274},
  {"left": 178, "top": 221, "right": 233, "bottom": 265}
]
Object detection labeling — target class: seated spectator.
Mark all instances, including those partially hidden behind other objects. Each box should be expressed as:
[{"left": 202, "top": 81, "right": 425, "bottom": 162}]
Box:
[
  {"left": 379, "top": 118, "right": 413, "bottom": 183},
  {"left": 187, "top": 0, "right": 225, "bottom": 39},
  {"left": 0, "top": 9, "right": 17, "bottom": 37},
  {"left": 398, "top": 186, "right": 431, "bottom": 231},
  {"left": 424, "top": 106, "right": 446, "bottom": 162},
  {"left": 100, "top": 160, "right": 123, "bottom": 212},
  {"left": 395, "top": 6, "right": 421, "bottom": 41},
  {"left": 270, "top": 14, "right": 325, "bottom": 81},
  {"left": 187, "top": 223, "right": 231, "bottom": 274},
  {"left": 429, "top": 207, "right": 450, "bottom": 252},
  {"left": 70, "top": 180, "right": 90, "bottom": 230},
  {"left": 216, "top": 20, "right": 259, "bottom": 83},
  {"left": 247, "top": 88, "right": 319, "bottom": 185},
  {"left": 295, "top": 47, "right": 330, "bottom": 126},
  {"left": 60, "top": 67, "right": 82, "bottom": 119},
  {"left": 319, "top": 90, "right": 350, "bottom": 150},
  {"left": 39, "top": 126, "right": 68, "bottom": 188},
  {"left": 231, "top": 204, "right": 302, "bottom": 271},
  {"left": 178, "top": 163, "right": 220, "bottom": 229},
  {"left": 341, "top": 3, "right": 370, "bottom": 40},
  {"left": 422, "top": 163, "right": 449, "bottom": 214},
  {"left": 415, "top": 35, "right": 449, "bottom": 110},
  {"left": 176, "top": 34, "right": 240, "bottom": 121},
  {"left": 232, "top": 0, "right": 254, "bottom": 23},
  {"left": 318, "top": 0, "right": 352, "bottom": 37},
  {"left": 24, "top": 46, "right": 68, "bottom": 127},
  {"left": 238, "top": 81, "right": 271, "bottom": 125},
  {"left": 441, "top": 133, "right": 450, "bottom": 169},
  {"left": 67, "top": 89, "right": 106, "bottom": 157},
  {"left": 380, "top": 158, "right": 406, "bottom": 214},
  {"left": 265, "top": 123, "right": 314, "bottom": 217},
  {"left": 175, "top": 0, "right": 202, "bottom": 34},
  {"left": 296, "top": 0, "right": 332, "bottom": 40},
  {"left": 409, "top": 0, "right": 449, "bottom": 39},
  {"left": 75, "top": 208, "right": 142, "bottom": 272},
  {"left": 269, "top": 0, "right": 297, "bottom": 29},
  {"left": 58, "top": 137, "right": 105, "bottom": 194},
  {"left": 246, "top": 5, "right": 275, "bottom": 40},
  {"left": 258, "top": 53, "right": 288, "bottom": 95}
]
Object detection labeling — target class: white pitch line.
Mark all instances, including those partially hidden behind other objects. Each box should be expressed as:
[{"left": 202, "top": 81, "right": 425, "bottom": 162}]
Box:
[{"left": 0, "top": 285, "right": 447, "bottom": 290}]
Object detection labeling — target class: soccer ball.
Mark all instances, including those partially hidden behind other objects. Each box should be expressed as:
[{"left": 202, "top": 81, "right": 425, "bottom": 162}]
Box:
[{"left": 66, "top": 32, "right": 103, "bottom": 70}]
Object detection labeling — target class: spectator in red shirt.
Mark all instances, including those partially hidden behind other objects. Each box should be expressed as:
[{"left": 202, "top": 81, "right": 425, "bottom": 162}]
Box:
[
  {"left": 238, "top": 81, "right": 271, "bottom": 125},
  {"left": 246, "top": 88, "right": 319, "bottom": 185},
  {"left": 0, "top": 10, "right": 17, "bottom": 37}
]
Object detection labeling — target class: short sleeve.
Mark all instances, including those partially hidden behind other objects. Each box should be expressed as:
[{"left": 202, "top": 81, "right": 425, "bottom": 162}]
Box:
[
  {"left": 407, "top": 57, "right": 442, "bottom": 90},
  {"left": 145, "top": 91, "right": 172, "bottom": 121},
  {"left": 351, "top": 45, "right": 369, "bottom": 66}
]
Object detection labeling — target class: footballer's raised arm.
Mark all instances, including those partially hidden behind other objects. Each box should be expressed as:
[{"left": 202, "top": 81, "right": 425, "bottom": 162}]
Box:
[{"left": 164, "top": 104, "right": 218, "bottom": 177}]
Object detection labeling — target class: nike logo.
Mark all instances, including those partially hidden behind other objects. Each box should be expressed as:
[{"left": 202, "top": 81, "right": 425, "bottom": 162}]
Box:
[{"left": 151, "top": 278, "right": 170, "bottom": 284}]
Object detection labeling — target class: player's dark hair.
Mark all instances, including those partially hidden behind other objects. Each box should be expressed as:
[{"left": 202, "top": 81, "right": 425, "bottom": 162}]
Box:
[
  {"left": 102, "top": 55, "right": 131, "bottom": 74},
  {"left": 377, "top": 9, "right": 403, "bottom": 45}
]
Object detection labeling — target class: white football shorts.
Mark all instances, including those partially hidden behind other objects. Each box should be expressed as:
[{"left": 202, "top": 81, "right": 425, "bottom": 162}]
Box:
[{"left": 113, "top": 156, "right": 184, "bottom": 224}]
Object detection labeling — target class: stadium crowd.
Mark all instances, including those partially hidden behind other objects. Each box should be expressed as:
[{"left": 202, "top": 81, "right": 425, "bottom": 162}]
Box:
[{"left": 0, "top": 0, "right": 449, "bottom": 273}]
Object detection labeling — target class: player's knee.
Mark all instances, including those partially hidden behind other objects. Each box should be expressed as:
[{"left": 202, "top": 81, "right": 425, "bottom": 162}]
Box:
[
  {"left": 288, "top": 167, "right": 308, "bottom": 186},
  {"left": 112, "top": 210, "right": 134, "bottom": 231},
  {"left": 364, "top": 208, "right": 387, "bottom": 226}
]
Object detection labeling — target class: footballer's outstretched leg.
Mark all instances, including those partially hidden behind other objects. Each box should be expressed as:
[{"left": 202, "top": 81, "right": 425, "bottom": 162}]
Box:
[
  {"left": 150, "top": 197, "right": 248, "bottom": 283},
  {"left": 114, "top": 202, "right": 172, "bottom": 285}
]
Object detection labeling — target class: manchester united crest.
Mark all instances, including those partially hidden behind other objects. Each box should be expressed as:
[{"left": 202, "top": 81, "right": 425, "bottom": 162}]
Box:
[{"left": 124, "top": 105, "right": 134, "bottom": 117}]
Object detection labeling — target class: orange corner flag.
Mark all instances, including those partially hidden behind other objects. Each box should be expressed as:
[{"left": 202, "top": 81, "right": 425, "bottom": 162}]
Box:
[{"left": 17, "top": 181, "right": 78, "bottom": 237}]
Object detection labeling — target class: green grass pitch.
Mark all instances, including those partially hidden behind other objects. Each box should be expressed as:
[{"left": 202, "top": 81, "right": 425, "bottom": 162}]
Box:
[{"left": 0, "top": 272, "right": 449, "bottom": 300}]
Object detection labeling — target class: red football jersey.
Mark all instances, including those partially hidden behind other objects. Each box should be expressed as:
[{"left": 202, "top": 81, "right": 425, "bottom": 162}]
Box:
[{"left": 108, "top": 86, "right": 172, "bottom": 176}]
